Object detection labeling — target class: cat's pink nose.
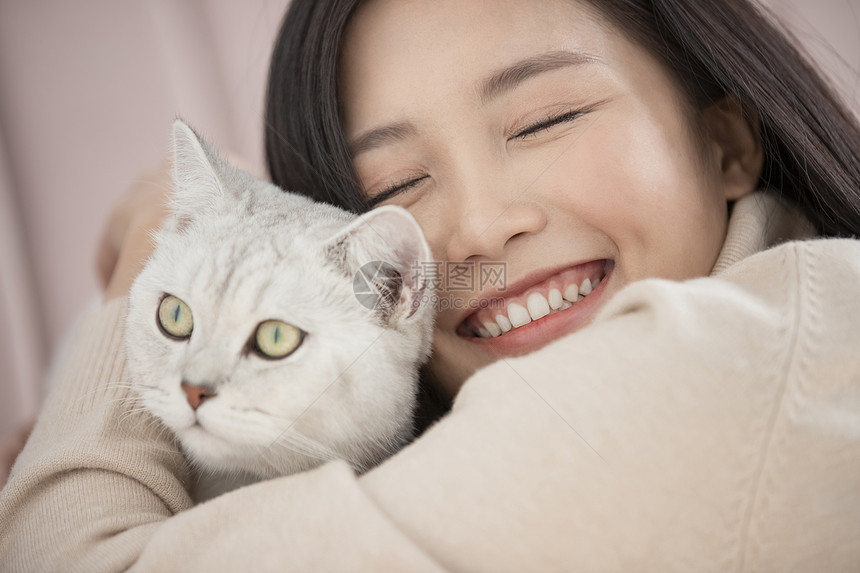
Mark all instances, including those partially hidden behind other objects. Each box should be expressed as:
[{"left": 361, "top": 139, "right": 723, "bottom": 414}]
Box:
[{"left": 181, "top": 381, "right": 215, "bottom": 410}]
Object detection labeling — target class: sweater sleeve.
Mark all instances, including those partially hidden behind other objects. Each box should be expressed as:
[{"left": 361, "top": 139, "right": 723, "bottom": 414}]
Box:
[
  {"left": 2, "top": 240, "right": 859, "bottom": 572},
  {"left": 359, "top": 239, "right": 860, "bottom": 572},
  {"left": 0, "top": 298, "right": 193, "bottom": 572}
]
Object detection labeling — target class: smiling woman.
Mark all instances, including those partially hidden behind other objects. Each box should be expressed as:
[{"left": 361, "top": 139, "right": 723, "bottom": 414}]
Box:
[{"left": 2, "top": 0, "right": 860, "bottom": 570}]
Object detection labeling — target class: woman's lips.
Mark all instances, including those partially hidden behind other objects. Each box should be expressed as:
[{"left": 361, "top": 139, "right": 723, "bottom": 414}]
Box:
[{"left": 456, "top": 259, "right": 613, "bottom": 357}]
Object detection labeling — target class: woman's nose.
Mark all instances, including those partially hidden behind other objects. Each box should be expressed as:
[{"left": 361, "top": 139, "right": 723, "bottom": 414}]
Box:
[{"left": 444, "top": 190, "right": 547, "bottom": 262}]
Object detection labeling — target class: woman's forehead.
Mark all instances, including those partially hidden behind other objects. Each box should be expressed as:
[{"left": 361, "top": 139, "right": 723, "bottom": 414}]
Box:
[
  {"left": 340, "top": 1, "right": 616, "bottom": 117},
  {"left": 338, "top": 0, "right": 660, "bottom": 133},
  {"left": 340, "top": 1, "right": 608, "bottom": 84}
]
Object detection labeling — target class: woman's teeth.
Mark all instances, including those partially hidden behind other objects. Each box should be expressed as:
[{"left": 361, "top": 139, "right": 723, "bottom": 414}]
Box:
[
  {"left": 508, "top": 302, "right": 532, "bottom": 328},
  {"left": 548, "top": 288, "right": 563, "bottom": 310},
  {"left": 472, "top": 276, "right": 600, "bottom": 339},
  {"left": 526, "top": 292, "right": 550, "bottom": 321}
]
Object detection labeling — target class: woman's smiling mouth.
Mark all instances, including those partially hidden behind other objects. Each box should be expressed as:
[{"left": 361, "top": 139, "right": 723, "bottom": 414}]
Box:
[{"left": 456, "top": 259, "right": 614, "bottom": 356}]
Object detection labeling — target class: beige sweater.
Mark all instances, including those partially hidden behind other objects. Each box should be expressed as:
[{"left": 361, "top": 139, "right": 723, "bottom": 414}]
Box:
[{"left": 2, "top": 193, "right": 860, "bottom": 572}]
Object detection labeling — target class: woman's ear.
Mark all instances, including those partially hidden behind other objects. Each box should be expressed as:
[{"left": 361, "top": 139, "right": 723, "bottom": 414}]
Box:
[{"left": 701, "top": 96, "right": 764, "bottom": 201}]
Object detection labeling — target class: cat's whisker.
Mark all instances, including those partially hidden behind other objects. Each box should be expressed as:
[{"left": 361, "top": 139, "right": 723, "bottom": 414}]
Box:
[
  {"left": 243, "top": 406, "right": 280, "bottom": 419},
  {"left": 117, "top": 404, "right": 149, "bottom": 415},
  {"left": 270, "top": 429, "right": 344, "bottom": 466},
  {"left": 108, "top": 391, "right": 146, "bottom": 404},
  {"left": 247, "top": 445, "right": 285, "bottom": 477},
  {"left": 133, "top": 420, "right": 183, "bottom": 451},
  {"left": 129, "top": 382, "right": 167, "bottom": 392},
  {"left": 72, "top": 385, "right": 127, "bottom": 405},
  {"left": 126, "top": 437, "right": 182, "bottom": 456},
  {"left": 116, "top": 406, "right": 151, "bottom": 422},
  {"left": 102, "top": 382, "right": 137, "bottom": 391},
  {"left": 107, "top": 413, "right": 183, "bottom": 455}
]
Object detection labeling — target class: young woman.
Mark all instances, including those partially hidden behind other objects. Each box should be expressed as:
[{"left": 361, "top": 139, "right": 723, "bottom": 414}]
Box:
[{"left": 2, "top": 0, "right": 859, "bottom": 570}]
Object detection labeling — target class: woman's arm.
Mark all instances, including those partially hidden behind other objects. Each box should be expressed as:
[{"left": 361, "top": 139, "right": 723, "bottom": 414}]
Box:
[
  {"left": 0, "top": 298, "right": 191, "bottom": 571},
  {"left": 2, "top": 239, "right": 858, "bottom": 571},
  {"left": 358, "top": 239, "right": 860, "bottom": 571}
]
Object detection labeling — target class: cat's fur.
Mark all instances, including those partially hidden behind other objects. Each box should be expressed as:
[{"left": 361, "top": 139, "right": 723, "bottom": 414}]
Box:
[{"left": 125, "top": 120, "right": 434, "bottom": 501}]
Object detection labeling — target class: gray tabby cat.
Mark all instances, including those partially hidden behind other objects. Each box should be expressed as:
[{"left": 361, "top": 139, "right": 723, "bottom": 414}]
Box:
[{"left": 125, "top": 120, "right": 434, "bottom": 502}]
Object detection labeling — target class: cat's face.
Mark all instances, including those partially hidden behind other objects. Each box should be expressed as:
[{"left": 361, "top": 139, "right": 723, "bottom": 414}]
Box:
[{"left": 125, "top": 121, "right": 434, "bottom": 479}]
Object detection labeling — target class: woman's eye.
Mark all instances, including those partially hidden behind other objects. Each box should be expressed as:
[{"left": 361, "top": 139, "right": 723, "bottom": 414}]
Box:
[
  {"left": 157, "top": 295, "right": 194, "bottom": 340},
  {"left": 368, "top": 175, "right": 428, "bottom": 207},
  {"left": 511, "top": 109, "right": 582, "bottom": 140},
  {"left": 254, "top": 320, "right": 305, "bottom": 359}
]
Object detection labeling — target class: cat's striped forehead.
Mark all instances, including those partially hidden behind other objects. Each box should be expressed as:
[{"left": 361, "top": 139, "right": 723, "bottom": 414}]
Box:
[{"left": 155, "top": 201, "right": 358, "bottom": 331}]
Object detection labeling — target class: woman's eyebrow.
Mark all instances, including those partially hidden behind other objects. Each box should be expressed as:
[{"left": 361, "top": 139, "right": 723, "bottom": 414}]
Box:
[
  {"left": 349, "top": 50, "right": 598, "bottom": 157},
  {"left": 480, "top": 50, "right": 599, "bottom": 104},
  {"left": 349, "top": 121, "right": 416, "bottom": 157}
]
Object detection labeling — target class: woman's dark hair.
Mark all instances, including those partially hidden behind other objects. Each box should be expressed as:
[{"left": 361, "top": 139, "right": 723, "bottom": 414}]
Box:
[
  {"left": 264, "top": 0, "right": 860, "bottom": 427},
  {"left": 265, "top": 0, "right": 365, "bottom": 213}
]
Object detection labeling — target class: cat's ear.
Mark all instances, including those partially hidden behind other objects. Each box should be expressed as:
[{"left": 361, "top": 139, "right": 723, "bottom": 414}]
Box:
[
  {"left": 170, "top": 119, "right": 225, "bottom": 230},
  {"left": 326, "top": 206, "right": 433, "bottom": 323}
]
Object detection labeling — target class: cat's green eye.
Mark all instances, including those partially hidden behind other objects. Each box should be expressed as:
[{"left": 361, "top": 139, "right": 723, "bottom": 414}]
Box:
[
  {"left": 157, "top": 295, "right": 194, "bottom": 340},
  {"left": 255, "top": 320, "right": 304, "bottom": 359}
]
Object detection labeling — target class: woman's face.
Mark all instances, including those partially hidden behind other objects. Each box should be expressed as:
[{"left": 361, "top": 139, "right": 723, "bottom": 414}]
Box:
[{"left": 340, "top": 0, "right": 754, "bottom": 397}]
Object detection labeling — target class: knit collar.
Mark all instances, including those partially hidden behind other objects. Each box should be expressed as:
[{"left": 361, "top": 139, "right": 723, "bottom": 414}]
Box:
[{"left": 711, "top": 191, "right": 816, "bottom": 275}]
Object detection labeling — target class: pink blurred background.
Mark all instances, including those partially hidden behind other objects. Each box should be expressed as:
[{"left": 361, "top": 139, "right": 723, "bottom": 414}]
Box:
[{"left": 0, "top": 0, "right": 858, "bottom": 434}]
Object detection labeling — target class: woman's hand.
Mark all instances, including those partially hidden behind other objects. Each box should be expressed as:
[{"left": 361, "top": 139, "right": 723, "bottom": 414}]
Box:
[{"left": 96, "top": 163, "right": 173, "bottom": 300}]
